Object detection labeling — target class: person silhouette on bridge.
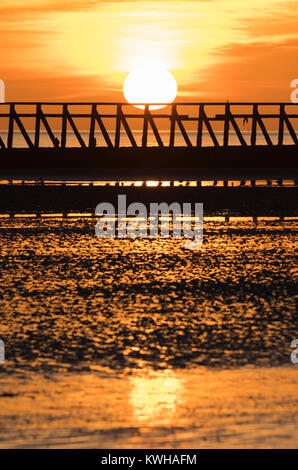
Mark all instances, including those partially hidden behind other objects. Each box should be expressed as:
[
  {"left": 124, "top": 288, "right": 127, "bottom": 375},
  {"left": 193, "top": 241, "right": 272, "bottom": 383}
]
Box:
[{"left": 243, "top": 116, "right": 249, "bottom": 127}]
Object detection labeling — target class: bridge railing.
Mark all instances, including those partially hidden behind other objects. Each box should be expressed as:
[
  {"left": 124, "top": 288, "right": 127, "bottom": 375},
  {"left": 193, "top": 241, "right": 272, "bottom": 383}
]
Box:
[{"left": 0, "top": 102, "right": 297, "bottom": 150}]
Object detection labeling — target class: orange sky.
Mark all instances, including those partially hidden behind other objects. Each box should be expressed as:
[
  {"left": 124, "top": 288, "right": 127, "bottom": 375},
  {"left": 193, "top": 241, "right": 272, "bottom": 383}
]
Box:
[{"left": 1, "top": 0, "right": 297, "bottom": 102}]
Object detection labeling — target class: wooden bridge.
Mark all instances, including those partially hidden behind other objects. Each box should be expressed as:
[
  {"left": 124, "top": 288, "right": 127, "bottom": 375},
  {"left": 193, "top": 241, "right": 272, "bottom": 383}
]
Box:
[
  {"left": 0, "top": 101, "right": 298, "bottom": 149},
  {"left": 0, "top": 102, "right": 297, "bottom": 181}
]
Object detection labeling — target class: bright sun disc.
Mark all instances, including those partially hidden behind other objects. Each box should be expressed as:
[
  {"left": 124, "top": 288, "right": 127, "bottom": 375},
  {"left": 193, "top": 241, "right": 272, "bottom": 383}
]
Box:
[{"left": 123, "top": 66, "right": 177, "bottom": 110}]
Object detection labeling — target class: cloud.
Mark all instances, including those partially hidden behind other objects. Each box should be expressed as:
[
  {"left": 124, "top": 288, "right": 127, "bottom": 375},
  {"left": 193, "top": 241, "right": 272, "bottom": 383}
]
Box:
[{"left": 1, "top": 0, "right": 297, "bottom": 100}]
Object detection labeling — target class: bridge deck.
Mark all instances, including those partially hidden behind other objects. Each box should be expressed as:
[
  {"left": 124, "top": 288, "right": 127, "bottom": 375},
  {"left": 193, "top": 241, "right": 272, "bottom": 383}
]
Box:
[
  {"left": 0, "top": 102, "right": 297, "bottom": 181},
  {"left": 0, "top": 145, "right": 296, "bottom": 181},
  {"left": 0, "top": 184, "right": 296, "bottom": 219}
]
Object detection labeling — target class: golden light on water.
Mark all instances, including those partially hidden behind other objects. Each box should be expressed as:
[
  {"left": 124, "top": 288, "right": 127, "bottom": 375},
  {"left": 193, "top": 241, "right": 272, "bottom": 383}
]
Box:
[
  {"left": 130, "top": 372, "right": 182, "bottom": 425},
  {"left": 123, "top": 66, "right": 177, "bottom": 110}
]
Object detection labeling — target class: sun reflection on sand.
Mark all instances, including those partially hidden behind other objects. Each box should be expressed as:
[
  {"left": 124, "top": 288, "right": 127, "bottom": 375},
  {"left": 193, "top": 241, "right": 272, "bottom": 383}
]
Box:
[{"left": 129, "top": 371, "right": 182, "bottom": 425}]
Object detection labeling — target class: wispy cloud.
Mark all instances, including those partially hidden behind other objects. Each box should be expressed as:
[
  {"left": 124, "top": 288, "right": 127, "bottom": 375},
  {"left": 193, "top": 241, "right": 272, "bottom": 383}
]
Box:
[{"left": 0, "top": 0, "right": 297, "bottom": 100}]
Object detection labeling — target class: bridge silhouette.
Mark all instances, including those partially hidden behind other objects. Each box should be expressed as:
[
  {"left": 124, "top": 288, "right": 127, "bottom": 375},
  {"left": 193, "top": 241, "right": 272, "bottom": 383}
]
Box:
[
  {"left": 0, "top": 102, "right": 297, "bottom": 183},
  {"left": 0, "top": 101, "right": 297, "bottom": 150},
  {"left": 0, "top": 102, "right": 297, "bottom": 218}
]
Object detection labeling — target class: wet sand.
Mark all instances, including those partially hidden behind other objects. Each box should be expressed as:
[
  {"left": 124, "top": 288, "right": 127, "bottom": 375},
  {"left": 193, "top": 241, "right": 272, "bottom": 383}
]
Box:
[
  {"left": 0, "top": 219, "right": 297, "bottom": 448},
  {"left": 0, "top": 367, "right": 297, "bottom": 448}
]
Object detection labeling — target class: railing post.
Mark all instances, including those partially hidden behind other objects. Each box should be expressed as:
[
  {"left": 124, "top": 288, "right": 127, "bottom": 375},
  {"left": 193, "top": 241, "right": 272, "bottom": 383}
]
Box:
[
  {"left": 251, "top": 104, "right": 257, "bottom": 146},
  {"left": 197, "top": 104, "right": 204, "bottom": 147},
  {"left": 115, "top": 104, "right": 121, "bottom": 149},
  {"left": 7, "top": 104, "right": 14, "bottom": 149},
  {"left": 282, "top": 106, "right": 298, "bottom": 145},
  {"left": 278, "top": 104, "right": 284, "bottom": 146},
  {"left": 89, "top": 104, "right": 96, "bottom": 148},
  {"left": 4, "top": 100, "right": 297, "bottom": 153},
  {"left": 142, "top": 105, "right": 149, "bottom": 148},
  {"left": 35, "top": 104, "right": 41, "bottom": 148},
  {"left": 169, "top": 103, "right": 176, "bottom": 148},
  {"left": 223, "top": 103, "right": 230, "bottom": 147},
  {"left": 61, "top": 104, "right": 67, "bottom": 148}
]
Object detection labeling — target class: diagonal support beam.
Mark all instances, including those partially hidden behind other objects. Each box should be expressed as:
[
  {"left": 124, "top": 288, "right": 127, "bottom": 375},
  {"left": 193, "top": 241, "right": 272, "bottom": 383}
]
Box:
[
  {"left": 89, "top": 104, "right": 113, "bottom": 148},
  {"left": 283, "top": 111, "right": 298, "bottom": 145},
  {"left": 255, "top": 107, "right": 273, "bottom": 146},
  {"left": 0, "top": 134, "right": 6, "bottom": 149},
  {"left": 13, "top": 109, "right": 34, "bottom": 149},
  {"left": 201, "top": 108, "right": 219, "bottom": 147},
  {"left": 65, "top": 107, "right": 86, "bottom": 148},
  {"left": 229, "top": 113, "right": 248, "bottom": 147},
  {"left": 39, "top": 107, "right": 60, "bottom": 148},
  {"left": 147, "top": 109, "right": 164, "bottom": 147},
  {"left": 176, "top": 113, "right": 193, "bottom": 148},
  {"left": 119, "top": 107, "right": 137, "bottom": 147},
  {"left": 93, "top": 107, "right": 114, "bottom": 148}
]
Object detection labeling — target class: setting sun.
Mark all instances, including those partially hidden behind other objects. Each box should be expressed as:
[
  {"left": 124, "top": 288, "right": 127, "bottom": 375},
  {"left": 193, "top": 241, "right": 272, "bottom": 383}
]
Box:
[{"left": 123, "top": 66, "right": 177, "bottom": 110}]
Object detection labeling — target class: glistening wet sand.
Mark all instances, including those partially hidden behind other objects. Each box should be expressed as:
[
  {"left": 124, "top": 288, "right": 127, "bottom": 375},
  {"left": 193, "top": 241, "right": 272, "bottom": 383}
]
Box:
[
  {"left": 0, "top": 367, "right": 297, "bottom": 448},
  {"left": 0, "top": 219, "right": 297, "bottom": 447}
]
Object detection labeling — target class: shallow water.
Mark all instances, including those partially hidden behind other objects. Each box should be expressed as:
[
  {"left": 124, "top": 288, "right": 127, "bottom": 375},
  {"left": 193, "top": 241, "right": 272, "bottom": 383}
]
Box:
[
  {"left": 0, "top": 367, "right": 298, "bottom": 449},
  {"left": 0, "top": 219, "right": 297, "bottom": 372},
  {"left": 0, "top": 219, "right": 297, "bottom": 447}
]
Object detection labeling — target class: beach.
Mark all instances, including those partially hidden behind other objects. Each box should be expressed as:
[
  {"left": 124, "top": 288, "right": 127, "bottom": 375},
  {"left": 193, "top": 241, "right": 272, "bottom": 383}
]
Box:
[
  {"left": 0, "top": 367, "right": 297, "bottom": 448},
  {"left": 0, "top": 218, "right": 297, "bottom": 448}
]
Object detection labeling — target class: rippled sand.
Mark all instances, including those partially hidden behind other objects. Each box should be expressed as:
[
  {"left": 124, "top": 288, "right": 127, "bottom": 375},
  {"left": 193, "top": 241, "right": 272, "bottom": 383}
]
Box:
[{"left": 0, "top": 219, "right": 297, "bottom": 447}]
